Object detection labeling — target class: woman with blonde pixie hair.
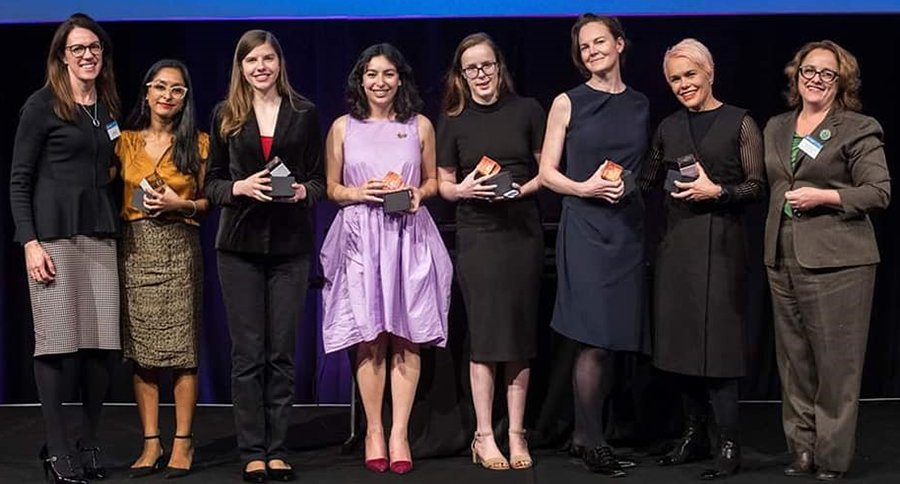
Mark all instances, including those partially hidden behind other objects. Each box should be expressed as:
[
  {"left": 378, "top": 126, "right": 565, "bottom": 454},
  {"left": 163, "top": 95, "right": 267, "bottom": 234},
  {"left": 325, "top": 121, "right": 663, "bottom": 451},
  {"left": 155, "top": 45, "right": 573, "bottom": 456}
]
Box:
[
  {"left": 641, "top": 37, "right": 764, "bottom": 480},
  {"left": 763, "top": 40, "right": 889, "bottom": 481}
]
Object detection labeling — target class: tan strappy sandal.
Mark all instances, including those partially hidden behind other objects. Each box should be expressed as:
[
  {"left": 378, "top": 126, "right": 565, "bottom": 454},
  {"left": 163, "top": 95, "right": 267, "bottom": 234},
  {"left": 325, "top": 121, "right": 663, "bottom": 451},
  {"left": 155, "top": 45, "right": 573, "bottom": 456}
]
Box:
[
  {"left": 508, "top": 429, "right": 534, "bottom": 470},
  {"left": 471, "top": 432, "right": 510, "bottom": 470}
]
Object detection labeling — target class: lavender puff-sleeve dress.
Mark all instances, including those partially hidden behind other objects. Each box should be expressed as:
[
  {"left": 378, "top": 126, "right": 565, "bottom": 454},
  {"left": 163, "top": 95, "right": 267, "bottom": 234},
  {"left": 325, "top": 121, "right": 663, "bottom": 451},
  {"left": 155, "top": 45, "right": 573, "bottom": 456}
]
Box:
[{"left": 321, "top": 116, "right": 452, "bottom": 353}]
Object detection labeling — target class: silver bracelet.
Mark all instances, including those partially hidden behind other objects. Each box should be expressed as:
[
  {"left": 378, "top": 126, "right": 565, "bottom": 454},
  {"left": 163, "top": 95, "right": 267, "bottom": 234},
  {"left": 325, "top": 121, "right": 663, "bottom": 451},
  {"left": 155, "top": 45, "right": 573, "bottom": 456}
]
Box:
[{"left": 184, "top": 200, "right": 197, "bottom": 217}]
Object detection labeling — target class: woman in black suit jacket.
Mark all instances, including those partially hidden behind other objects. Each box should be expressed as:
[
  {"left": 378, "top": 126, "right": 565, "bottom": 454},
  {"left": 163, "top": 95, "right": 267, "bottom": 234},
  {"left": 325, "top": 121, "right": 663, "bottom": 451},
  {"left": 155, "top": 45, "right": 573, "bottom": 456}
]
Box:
[
  {"left": 763, "top": 40, "right": 889, "bottom": 481},
  {"left": 205, "top": 29, "right": 324, "bottom": 482}
]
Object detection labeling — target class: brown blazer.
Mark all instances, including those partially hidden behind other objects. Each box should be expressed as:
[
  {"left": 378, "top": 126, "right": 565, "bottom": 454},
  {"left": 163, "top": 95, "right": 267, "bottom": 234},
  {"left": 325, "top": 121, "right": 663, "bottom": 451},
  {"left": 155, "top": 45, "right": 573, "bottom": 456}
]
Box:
[{"left": 763, "top": 108, "right": 890, "bottom": 269}]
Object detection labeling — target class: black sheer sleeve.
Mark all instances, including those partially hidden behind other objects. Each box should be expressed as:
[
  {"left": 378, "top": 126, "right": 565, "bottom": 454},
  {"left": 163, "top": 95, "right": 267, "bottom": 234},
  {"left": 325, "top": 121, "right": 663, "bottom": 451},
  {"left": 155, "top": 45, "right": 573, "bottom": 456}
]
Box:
[
  {"left": 639, "top": 126, "right": 666, "bottom": 192},
  {"left": 721, "top": 114, "right": 765, "bottom": 203}
]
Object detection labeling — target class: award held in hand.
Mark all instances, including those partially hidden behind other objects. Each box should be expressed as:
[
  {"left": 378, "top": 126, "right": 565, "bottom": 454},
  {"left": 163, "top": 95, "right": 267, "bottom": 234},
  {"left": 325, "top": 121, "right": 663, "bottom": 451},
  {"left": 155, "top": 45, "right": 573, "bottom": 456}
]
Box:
[
  {"left": 664, "top": 154, "right": 700, "bottom": 193},
  {"left": 132, "top": 172, "right": 166, "bottom": 212},
  {"left": 476, "top": 155, "right": 518, "bottom": 198},
  {"left": 382, "top": 171, "right": 412, "bottom": 213},
  {"left": 265, "top": 156, "right": 295, "bottom": 199}
]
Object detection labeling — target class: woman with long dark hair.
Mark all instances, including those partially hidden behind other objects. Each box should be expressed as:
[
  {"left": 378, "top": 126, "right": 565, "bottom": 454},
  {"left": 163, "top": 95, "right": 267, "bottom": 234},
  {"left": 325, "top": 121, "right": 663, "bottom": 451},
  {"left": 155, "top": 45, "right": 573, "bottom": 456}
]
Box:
[
  {"left": 205, "top": 30, "right": 325, "bottom": 482},
  {"left": 437, "top": 32, "right": 544, "bottom": 471},
  {"left": 116, "top": 59, "right": 208, "bottom": 478},
  {"left": 320, "top": 43, "right": 452, "bottom": 475},
  {"left": 540, "top": 14, "right": 649, "bottom": 477},
  {"left": 9, "top": 13, "right": 120, "bottom": 484}
]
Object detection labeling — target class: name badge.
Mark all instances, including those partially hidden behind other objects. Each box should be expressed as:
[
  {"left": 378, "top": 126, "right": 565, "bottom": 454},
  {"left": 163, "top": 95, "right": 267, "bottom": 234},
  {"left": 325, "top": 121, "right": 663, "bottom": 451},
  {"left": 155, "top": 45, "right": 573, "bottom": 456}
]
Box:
[
  {"left": 106, "top": 121, "right": 121, "bottom": 141},
  {"left": 798, "top": 135, "right": 823, "bottom": 159}
]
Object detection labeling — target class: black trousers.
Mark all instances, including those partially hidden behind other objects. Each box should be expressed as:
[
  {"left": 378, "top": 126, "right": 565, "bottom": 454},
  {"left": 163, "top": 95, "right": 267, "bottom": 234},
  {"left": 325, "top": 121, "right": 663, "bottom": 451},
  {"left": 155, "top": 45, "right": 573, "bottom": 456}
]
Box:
[{"left": 217, "top": 250, "right": 311, "bottom": 462}]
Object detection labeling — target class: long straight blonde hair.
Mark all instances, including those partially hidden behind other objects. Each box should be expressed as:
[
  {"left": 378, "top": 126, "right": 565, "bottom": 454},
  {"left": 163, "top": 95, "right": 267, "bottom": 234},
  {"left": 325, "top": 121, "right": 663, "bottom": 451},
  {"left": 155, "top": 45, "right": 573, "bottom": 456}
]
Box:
[{"left": 219, "top": 30, "right": 302, "bottom": 137}]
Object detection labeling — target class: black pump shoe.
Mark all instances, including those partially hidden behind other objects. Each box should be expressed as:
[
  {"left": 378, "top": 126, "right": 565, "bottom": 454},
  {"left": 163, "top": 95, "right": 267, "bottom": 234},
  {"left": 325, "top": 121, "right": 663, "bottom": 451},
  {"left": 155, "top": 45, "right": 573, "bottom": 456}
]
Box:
[
  {"left": 77, "top": 440, "right": 107, "bottom": 480},
  {"left": 699, "top": 439, "right": 741, "bottom": 480},
  {"left": 657, "top": 417, "right": 712, "bottom": 466},
  {"left": 128, "top": 435, "right": 165, "bottom": 478},
  {"left": 266, "top": 461, "right": 295, "bottom": 482},
  {"left": 40, "top": 445, "right": 88, "bottom": 484},
  {"left": 163, "top": 434, "right": 194, "bottom": 479}
]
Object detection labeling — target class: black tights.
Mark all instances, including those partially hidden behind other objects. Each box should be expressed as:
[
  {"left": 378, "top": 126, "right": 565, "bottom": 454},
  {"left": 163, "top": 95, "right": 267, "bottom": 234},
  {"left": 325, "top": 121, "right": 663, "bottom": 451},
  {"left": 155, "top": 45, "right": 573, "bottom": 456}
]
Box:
[
  {"left": 34, "top": 350, "right": 114, "bottom": 456},
  {"left": 572, "top": 345, "right": 614, "bottom": 448},
  {"left": 681, "top": 376, "right": 740, "bottom": 439}
]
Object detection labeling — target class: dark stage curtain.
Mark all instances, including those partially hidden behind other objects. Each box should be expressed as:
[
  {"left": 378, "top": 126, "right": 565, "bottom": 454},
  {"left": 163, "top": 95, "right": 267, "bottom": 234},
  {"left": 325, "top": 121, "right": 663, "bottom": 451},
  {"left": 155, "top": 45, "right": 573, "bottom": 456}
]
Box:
[{"left": 2, "top": 14, "right": 899, "bottom": 456}]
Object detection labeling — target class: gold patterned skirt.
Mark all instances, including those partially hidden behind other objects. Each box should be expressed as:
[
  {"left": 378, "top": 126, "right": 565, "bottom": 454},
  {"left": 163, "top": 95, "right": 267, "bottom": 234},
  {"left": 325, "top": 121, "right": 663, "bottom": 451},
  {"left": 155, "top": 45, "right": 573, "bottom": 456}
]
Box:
[{"left": 119, "top": 219, "right": 202, "bottom": 369}]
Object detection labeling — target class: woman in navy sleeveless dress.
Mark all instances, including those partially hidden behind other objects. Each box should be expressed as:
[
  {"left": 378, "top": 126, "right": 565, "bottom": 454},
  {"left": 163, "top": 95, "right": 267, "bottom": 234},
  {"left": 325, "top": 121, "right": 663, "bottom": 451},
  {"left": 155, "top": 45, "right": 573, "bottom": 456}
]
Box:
[{"left": 539, "top": 14, "right": 649, "bottom": 476}]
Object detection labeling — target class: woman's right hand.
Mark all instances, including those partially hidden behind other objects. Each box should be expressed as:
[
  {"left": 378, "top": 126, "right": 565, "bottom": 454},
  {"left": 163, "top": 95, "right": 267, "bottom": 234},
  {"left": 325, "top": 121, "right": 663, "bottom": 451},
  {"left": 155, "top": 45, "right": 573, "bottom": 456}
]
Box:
[
  {"left": 24, "top": 240, "right": 55, "bottom": 284},
  {"left": 351, "top": 178, "right": 387, "bottom": 203},
  {"left": 455, "top": 168, "right": 497, "bottom": 200},
  {"left": 232, "top": 169, "right": 273, "bottom": 202}
]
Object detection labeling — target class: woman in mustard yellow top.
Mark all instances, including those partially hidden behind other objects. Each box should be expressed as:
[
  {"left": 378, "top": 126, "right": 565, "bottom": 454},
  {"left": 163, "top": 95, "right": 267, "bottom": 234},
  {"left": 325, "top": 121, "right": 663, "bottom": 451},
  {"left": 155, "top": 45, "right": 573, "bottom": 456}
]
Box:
[{"left": 116, "top": 59, "right": 209, "bottom": 478}]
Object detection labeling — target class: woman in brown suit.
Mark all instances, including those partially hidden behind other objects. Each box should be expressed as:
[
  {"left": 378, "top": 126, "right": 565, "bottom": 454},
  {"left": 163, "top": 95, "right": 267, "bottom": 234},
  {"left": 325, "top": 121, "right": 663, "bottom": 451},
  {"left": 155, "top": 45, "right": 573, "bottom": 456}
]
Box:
[{"left": 763, "top": 40, "right": 890, "bottom": 481}]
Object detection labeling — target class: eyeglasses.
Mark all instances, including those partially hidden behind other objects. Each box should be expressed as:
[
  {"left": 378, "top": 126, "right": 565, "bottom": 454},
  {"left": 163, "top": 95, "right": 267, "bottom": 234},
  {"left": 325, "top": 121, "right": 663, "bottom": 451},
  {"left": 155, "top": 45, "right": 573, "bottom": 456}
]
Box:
[
  {"left": 146, "top": 82, "right": 189, "bottom": 100},
  {"left": 66, "top": 42, "right": 103, "bottom": 58},
  {"left": 461, "top": 61, "right": 498, "bottom": 80},
  {"left": 798, "top": 65, "right": 839, "bottom": 84}
]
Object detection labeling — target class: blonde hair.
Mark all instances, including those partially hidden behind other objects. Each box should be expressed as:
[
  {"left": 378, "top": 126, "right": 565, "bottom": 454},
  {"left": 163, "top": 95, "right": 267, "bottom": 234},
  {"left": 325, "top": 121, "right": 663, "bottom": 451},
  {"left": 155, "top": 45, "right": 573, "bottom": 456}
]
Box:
[
  {"left": 219, "top": 30, "right": 302, "bottom": 137},
  {"left": 784, "top": 40, "right": 861, "bottom": 111},
  {"left": 663, "top": 38, "right": 715, "bottom": 81}
]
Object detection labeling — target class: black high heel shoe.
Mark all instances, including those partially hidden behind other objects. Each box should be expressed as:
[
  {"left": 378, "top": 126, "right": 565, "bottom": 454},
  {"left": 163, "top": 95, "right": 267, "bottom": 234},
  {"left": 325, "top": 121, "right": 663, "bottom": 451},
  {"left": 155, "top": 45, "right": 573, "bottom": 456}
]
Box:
[
  {"left": 76, "top": 439, "right": 107, "bottom": 480},
  {"left": 657, "top": 416, "right": 712, "bottom": 466},
  {"left": 128, "top": 435, "right": 166, "bottom": 478},
  {"left": 40, "top": 445, "right": 88, "bottom": 484},
  {"left": 164, "top": 434, "right": 194, "bottom": 479}
]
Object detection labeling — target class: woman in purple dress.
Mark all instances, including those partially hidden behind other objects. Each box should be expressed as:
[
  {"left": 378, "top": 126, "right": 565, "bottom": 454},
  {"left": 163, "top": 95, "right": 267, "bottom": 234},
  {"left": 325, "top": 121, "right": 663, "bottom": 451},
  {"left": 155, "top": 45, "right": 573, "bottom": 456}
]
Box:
[{"left": 320, "top": 43, "right": 452, "bottom": 475}]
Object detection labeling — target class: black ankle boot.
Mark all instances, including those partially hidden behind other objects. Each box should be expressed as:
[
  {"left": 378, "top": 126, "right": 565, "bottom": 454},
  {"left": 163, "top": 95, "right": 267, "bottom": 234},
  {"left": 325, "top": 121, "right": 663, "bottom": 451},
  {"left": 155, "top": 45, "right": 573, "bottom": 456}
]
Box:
[
  {"left": 657, "top": 416, "right": 712, "bottom": 466},
  {"left": 699, "top": 437, "right": 741, "bottom": 480},
  {"left": 40, "top": 445, "right": 88, "bottom": 484},
  {"left": 77, "top": 439, "right": 107, "bottom": 479}
]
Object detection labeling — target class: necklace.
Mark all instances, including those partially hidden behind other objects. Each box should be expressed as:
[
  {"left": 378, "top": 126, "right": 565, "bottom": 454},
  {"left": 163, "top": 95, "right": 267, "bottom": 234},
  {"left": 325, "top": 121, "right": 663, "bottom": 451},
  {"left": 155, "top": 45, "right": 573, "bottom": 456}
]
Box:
[{"left": 80, "top": 102, "right": 101, "bottom": 128}]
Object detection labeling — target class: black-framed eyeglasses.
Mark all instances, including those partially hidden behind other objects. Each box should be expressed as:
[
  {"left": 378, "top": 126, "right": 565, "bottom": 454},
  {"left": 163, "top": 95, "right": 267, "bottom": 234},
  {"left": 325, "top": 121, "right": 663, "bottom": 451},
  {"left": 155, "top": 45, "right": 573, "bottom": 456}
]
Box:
[
  {"left": 462, "top": 61, "right": 498, "bottom": 80},
  {"left": 66, "top": 42, "right": 103, "bottom": 58},
  {"left": 798, "top": 65, "right": 839, "bottom": 84},
  {"left": 146, "top": 82, "right": 189, "bottom": 100}
]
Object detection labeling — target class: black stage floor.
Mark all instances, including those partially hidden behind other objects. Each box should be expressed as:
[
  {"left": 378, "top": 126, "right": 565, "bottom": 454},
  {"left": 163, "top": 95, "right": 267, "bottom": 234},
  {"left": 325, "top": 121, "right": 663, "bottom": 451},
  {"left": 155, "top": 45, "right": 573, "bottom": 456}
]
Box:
[{"left": 1, "top": 402, "right": 898, "bottom": 483}]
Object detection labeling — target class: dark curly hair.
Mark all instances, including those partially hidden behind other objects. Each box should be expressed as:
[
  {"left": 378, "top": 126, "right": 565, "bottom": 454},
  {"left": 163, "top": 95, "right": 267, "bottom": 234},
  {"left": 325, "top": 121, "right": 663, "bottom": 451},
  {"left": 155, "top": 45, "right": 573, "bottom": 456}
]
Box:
[{"left": 346, "top": 43, "right": 422, "bottom": 122}]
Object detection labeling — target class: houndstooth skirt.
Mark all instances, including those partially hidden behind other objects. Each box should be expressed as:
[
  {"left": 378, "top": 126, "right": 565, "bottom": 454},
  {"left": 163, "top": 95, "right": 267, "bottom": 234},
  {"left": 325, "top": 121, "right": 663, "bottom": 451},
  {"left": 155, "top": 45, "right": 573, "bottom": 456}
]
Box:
[
  {"left": 119, "top": 219, "right": 202, "bottom": 369},
  {"left": 28, "top": 236, "right": 120, "bottom": 356}
]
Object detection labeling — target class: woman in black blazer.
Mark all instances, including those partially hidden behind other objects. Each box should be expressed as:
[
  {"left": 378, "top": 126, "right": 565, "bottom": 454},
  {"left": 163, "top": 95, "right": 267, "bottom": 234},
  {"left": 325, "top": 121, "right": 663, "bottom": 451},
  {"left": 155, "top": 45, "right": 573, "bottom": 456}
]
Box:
[{"left": 205, "top": 29, "right": 324, "bottom": 483}]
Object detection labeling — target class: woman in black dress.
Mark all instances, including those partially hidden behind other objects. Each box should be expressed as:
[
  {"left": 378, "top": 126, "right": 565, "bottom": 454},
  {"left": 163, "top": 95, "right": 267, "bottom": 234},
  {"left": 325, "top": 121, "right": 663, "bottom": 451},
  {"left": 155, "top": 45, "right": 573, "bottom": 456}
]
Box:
[
  {"left": 640, "top": 38, "right": 764, "bottom": 480},
  {"left": 437, "top": 32, "right": 545, "bottom": 471},
  {"left": 539, "top": 14, "right": 649, "bottom": 476},
  {"left": 9, "top": 13, "right": 120, "bottom": 484}
]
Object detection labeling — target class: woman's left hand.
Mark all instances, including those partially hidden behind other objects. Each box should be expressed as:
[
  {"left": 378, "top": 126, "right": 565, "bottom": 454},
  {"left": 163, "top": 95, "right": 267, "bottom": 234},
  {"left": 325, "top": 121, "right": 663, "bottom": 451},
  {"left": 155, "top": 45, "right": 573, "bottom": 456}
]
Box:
[
  {"left": 671, "top": 163, "right": 722, "bottom": 202},
  {"left": 785, "top": 187, "right": 828, "bottom": 212},
  {"left": 143, "top": 185, "right": 183, "bottom": 214},
  {"left": 408, "top": 186, "right": 423, "bottom": 213},
  {"left": 289, "top": 182, "right": 308, "bottom": 203}
]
